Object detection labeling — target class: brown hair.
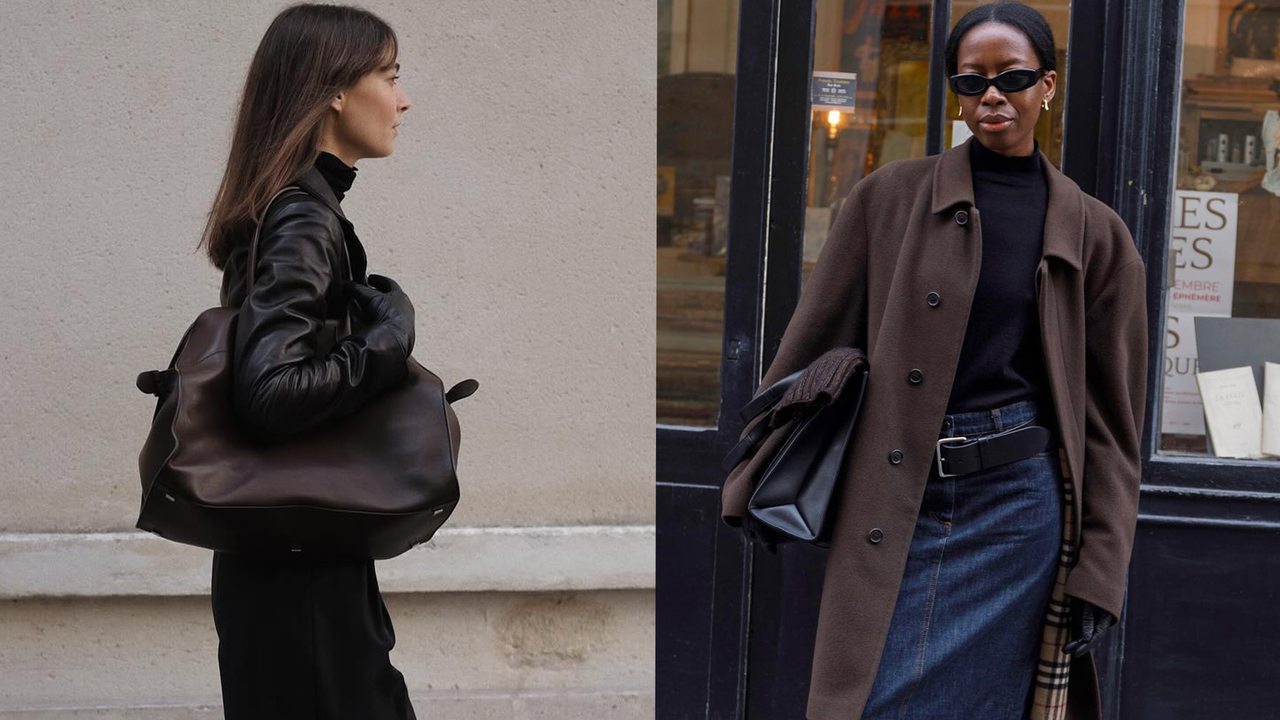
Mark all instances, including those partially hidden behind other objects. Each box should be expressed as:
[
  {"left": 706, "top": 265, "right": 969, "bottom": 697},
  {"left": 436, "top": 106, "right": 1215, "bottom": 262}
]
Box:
[{"left": 199, "top": 3, "right": 398, "bottom": 270}]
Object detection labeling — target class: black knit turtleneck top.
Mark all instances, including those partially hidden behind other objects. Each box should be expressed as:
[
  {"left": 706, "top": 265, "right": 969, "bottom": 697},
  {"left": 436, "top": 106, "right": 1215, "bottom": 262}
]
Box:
[
  {"left": 315, "top": 151, "right": 357, "bottom": 202},
  {"left": 944, "top": 136, "right": 1052, "bottom": 415},
  {"left": 313, "top": 150, "right": 370, "bottom": 285}
]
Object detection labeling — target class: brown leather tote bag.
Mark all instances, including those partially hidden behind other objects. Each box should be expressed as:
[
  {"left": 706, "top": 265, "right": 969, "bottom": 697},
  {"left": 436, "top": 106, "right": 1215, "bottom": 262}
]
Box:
[{"left": 134, "top": 185, "right": 478, "bottom": 561}]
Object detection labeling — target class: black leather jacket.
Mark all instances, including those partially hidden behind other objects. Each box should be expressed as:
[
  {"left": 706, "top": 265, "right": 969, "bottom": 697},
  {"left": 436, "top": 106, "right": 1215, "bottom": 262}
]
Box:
[{"left": 219, "top": 164, "right": 408, "bottom": 444}]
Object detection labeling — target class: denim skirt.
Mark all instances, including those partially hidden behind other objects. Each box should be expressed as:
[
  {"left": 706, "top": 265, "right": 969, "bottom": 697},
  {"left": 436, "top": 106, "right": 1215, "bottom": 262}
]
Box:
[{"left": 859, "top": 397, "right": 1064, "bottom": 720}]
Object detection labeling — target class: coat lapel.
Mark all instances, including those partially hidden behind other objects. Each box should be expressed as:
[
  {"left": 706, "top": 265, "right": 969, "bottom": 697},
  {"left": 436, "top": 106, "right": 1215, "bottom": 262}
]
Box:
[
  {"left": 929, "top": 137, "right": 974, "bottom": 214},
  {"left": 1035, "top": 144, "right": 1086, "bottom": 543},
  {"left": 1039, "top": 146, "right": 1085, "bottom": 272},
  {"left": 930, "top": 136, "right": 1084, "bottom": 272}
]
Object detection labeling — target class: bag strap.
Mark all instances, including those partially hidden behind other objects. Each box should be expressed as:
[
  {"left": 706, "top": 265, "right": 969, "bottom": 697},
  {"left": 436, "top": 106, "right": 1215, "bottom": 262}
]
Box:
[
  {"left": 719, "top": 367, "right": 806, "bottom": 473},
  {"left": 738, "top": 367, "right": 807, "bottom": 422},
  {"left": 247, "top": 185, "right": 308, "bottom": 292}
]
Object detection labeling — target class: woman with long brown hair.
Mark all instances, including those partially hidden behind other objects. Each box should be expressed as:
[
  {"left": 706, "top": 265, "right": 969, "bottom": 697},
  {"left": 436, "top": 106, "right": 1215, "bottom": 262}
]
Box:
[{"left": 198, "top": 4, "right": 416, "bottom": 717}]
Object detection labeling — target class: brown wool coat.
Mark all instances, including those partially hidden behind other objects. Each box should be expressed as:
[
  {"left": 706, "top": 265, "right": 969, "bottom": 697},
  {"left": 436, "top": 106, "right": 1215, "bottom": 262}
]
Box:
[{"left": 720, "top": 136, "right": 1149, "bottom": 720}]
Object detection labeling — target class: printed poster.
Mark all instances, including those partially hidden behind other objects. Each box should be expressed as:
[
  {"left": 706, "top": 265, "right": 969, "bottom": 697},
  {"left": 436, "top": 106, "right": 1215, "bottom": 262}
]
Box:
[{"left": 1162, "top": 190, "right": 1239, "bottom": 435}]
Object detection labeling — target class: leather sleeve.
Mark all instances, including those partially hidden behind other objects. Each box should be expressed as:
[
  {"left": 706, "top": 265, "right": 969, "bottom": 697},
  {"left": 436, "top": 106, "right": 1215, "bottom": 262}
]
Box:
[{"left": 231, "top": 199, "right": 408, "bottom": 444}]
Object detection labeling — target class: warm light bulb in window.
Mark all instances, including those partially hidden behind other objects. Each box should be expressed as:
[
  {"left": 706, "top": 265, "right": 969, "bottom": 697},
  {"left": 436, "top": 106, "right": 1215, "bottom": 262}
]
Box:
[{"left": 827, "top": 110, "right": 841, "bottom": 127}]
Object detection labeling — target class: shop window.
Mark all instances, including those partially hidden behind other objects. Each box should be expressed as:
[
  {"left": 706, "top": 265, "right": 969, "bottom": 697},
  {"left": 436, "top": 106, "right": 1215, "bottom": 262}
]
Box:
[
  {"left": 1161, "top": 0, "right": 1280, "bottom": 460},
  {"left": 804, "top": 0, "right": 935, "bottom": 283},
  {"left": 657, "top": 0, "right": 739, "bottom": 427}
]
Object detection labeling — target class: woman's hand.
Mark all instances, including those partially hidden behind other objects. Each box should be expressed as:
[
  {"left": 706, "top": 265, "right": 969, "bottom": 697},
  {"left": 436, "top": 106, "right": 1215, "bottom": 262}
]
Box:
[{"left": 348, "top": 274, "right": 416, "bottom": 357}]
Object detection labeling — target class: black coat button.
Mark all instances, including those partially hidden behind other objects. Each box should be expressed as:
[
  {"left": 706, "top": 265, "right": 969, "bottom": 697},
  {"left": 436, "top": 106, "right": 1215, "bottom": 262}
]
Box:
[
  {"left": 954, "top": 210, "right": 969, "bottom": 225},
  {"left": 868, "top": 528, "right": 884, "bottom": 543},
  {"left": 927, "top": 291, "right": 941, "bottom": 307},
  {"left": 942, "top": 417, "right": 952, "bottom": 430},
  {"left": 908, "top": 368, "right": 923, "bottom": 384},
  {"left": 888, "top": 449, "right": 903, "bottom": 464}
]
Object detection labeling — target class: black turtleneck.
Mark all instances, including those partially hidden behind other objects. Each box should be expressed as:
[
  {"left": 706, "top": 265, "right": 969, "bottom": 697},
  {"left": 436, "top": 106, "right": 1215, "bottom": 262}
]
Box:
[
  {"left": 312, "top": 150, "right": 371, "bottom": 284},
  {"left": 945, "top": 137, "right": 1051, "bottom": 415},
  {"left": 315, "top": 151, "right": 357, "bottom": 202}
]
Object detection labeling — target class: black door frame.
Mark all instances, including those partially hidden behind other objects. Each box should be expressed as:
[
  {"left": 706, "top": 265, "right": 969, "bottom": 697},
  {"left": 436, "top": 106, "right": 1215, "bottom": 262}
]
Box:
[{"left": 657, "top": 1, "right": 798, "bottom": 718}]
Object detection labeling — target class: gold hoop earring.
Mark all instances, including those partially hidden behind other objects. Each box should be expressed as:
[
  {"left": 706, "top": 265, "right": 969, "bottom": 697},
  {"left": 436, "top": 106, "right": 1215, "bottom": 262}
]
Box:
[
  {"left": 957, "top": 105, "right": 962, "bottom": 118},
  {"left": 1042, "top": 98, "right": 1050, "bottom": 111}
]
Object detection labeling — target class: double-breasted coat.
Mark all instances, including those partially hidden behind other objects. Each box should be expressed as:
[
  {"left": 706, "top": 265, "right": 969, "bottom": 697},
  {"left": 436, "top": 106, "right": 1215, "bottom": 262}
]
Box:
[{"left": 720, "top": 136, "right": 1149, "bottom": 720}]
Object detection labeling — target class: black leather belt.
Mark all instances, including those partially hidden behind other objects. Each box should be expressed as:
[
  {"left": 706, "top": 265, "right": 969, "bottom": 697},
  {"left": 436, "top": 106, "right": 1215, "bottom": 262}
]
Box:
[{"left": 935, "top": 420, "right": 1054, "bottom": 477}]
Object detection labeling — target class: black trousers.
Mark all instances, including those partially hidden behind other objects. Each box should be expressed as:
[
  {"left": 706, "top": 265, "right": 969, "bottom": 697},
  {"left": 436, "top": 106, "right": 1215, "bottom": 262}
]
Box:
[{"left": 211, "top": 550, "right": 417, "bottom": 720}]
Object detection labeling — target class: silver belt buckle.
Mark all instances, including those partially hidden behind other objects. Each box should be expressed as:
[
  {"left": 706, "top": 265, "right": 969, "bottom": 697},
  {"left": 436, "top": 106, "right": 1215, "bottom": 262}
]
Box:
[{"left": 935, "top": 436, "right": 968, "bottom": 478}]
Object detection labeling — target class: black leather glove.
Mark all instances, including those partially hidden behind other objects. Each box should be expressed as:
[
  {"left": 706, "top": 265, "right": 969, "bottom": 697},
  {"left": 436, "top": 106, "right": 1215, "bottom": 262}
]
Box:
[
  {"left": 1062, "top": 594, "right": 1116, "bottom": 657},
  {"left": 348, "top": 273, "right": 415, "bottom": 357}
]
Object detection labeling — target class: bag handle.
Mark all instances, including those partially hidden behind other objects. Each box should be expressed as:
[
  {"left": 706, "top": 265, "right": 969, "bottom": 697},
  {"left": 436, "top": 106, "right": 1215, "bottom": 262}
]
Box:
[
  {"left": 248, "top": 184, "right": 361, "bottom": 330},
  {"left": 247, "top": 185, "right": 309, "bottom": 292},
  {"left": 718, "top": 368, "right": 806, "bottom": 474},
  {"left": 738, "top": 367, "right": 807, "bottom": 423}
]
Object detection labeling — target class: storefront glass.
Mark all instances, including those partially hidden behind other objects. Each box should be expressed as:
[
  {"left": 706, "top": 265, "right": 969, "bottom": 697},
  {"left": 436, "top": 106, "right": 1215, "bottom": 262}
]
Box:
[
  {"left": 803, "top": 0, "right": 935, "bottom": 282},
  {"left": 1161, "top": 0, "right": 1280, "bottom": 460},
  {"left": 657, "top": 0, "right": 739, "bottom": 426}
]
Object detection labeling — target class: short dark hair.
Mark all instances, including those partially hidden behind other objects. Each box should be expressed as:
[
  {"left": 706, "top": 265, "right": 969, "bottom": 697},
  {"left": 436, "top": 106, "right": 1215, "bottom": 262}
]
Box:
[{"left": 944, "top": 1, "right": 1057, "bottom": 78}]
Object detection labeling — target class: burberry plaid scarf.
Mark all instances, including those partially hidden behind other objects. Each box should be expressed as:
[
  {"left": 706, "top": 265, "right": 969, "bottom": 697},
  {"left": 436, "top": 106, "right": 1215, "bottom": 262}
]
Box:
[{"left": 1027, "top": 446, "right": 1078, "bottom": 719}]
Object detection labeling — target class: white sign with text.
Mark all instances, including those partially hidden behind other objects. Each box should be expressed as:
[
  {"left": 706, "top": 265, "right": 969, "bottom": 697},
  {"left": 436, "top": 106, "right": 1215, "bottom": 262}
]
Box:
[{"left": 1162, "top": 190, "right": 1239, "bottom": 435}]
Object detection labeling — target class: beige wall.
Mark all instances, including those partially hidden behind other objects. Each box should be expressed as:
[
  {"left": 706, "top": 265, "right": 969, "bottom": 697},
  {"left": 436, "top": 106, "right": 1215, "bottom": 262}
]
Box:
[
  {"left": 0, "top": 0, "right": 654, "bottom": 716},
  {"left": 1, "top": 590, "right": 654, "bottom": 717}
]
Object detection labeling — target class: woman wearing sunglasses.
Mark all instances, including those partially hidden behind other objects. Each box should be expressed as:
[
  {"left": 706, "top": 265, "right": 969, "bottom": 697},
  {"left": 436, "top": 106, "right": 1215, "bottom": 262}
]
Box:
[{"left": 720, "top": 3, "right": 1148, "bottom": 719}]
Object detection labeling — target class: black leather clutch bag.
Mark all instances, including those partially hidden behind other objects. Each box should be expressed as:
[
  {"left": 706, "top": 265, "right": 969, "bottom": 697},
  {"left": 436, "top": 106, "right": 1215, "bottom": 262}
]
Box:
[{"left": 720, "top": 347, "right": 870, "bottom": 548}]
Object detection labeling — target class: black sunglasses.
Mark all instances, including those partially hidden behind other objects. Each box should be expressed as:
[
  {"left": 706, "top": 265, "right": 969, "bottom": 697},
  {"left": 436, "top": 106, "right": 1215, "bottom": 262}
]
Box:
[{"left": 949, "top": 67, "right": 1046, "bottom": 96}]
